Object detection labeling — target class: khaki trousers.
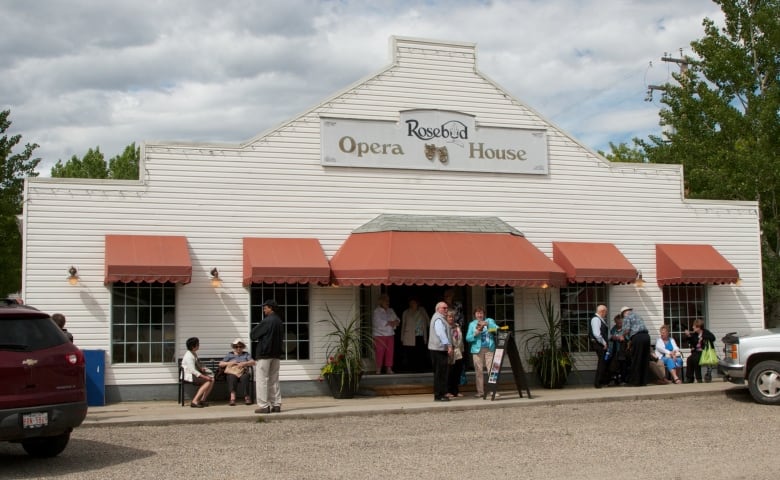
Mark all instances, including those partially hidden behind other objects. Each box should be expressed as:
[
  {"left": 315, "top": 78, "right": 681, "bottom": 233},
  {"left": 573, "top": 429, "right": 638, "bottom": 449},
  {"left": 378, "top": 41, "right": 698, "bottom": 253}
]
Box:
[{"left": 472, "top": 347, "right": 494, "bottom": 396}]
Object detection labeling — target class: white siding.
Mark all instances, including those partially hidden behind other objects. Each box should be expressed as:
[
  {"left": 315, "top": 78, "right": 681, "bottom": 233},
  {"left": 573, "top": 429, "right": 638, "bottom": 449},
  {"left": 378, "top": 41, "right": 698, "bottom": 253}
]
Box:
[{"left": 22, "top": 37, "right": 762, "bottom": 388}]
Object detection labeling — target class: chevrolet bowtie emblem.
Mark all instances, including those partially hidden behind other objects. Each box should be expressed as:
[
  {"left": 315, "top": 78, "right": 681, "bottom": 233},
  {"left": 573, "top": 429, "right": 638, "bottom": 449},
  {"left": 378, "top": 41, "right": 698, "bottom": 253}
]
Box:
[{"left": 22, "top": 359, "right": 38, "bottom": 366}]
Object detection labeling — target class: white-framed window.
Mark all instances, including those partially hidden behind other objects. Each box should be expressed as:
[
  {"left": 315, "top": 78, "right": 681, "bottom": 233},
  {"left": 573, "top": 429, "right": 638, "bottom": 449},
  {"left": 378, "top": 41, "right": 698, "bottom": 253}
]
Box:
[
  {"left": 111, "top": 282, "right": 176, "bottom": 363},
  {"left": 485, "top": 286, "right": 515, "bottom": 332},
  {"left": 560, "top": 284, "right": 607, "bottom": 353},
  {"left": 662, "top": 284, "right": 706, "bottom": 347},
  {"left": 250, "top": 283, "right": 310, "bottom": 360}
]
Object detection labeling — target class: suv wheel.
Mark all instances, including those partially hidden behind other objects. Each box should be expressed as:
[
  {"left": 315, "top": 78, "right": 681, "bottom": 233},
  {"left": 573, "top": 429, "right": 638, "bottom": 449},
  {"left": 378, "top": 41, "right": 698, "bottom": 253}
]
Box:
[
  {"left": 21, "top": 432, "right": 71, "bottom": 458},
  {"left": 747, "top": 360, "right": 780, "bottom": 405}
]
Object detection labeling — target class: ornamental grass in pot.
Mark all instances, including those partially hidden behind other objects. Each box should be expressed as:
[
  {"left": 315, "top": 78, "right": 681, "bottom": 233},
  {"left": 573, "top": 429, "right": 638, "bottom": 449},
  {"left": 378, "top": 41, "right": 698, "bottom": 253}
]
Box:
[
  {"left": 319, "top": 305, "right": 373, "bottom": 398},
  {"left": 522, "top": 291, "right": 575, "bottom": 389}
]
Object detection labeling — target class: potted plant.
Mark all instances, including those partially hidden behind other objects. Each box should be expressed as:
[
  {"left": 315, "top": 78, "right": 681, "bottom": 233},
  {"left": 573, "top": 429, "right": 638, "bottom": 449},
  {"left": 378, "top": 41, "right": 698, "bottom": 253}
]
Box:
[
  {"left": 522, "top": 291, "right": 575, "bottom": 389},
  {"left": 319, "top": 305, "right": 373, "bottom": 398}
]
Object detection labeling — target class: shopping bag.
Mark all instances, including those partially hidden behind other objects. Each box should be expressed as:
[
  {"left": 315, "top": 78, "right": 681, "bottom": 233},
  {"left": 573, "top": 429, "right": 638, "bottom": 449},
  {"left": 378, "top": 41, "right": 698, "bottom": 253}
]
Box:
[{"left": 699, "top": 345, "right": 719, "bottom": 366}]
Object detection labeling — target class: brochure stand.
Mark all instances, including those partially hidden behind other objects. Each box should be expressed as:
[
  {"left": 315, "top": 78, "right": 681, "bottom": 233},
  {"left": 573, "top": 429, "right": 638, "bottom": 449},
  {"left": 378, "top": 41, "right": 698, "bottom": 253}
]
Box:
[{"left": 485, "top": 330, "right": 532, "bottom": 400}]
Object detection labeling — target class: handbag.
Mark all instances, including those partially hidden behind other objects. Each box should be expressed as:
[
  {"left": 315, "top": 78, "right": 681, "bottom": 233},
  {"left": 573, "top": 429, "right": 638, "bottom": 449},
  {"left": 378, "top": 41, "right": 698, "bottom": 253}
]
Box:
[
  {"left": 699, "top": 345, "right": 718, "bottom": 366},
  {"left": 224, "top": 363, "right": 246, "bottom": 377}
]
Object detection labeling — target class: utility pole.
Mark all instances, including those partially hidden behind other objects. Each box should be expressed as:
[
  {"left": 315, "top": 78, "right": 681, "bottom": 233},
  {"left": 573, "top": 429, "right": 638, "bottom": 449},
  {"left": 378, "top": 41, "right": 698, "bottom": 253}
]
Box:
[{"left": 644, "top": 49, "right": 689, "bottom": 102}]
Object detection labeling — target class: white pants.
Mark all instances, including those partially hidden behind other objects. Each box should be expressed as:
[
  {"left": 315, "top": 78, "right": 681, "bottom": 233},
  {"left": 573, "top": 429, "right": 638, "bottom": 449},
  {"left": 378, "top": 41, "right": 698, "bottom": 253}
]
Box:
[{"left": 256, "top": 358, "right": 281, "bottom": 407}]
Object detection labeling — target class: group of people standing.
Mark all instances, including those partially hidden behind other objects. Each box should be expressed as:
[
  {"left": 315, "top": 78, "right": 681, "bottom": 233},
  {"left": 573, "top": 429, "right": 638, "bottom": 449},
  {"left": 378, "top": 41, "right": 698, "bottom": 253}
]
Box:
[
  {"left": 181, "top": 298, "right": 285, "bottom": 413},
  {"left": 591, "top": 305, "right": 716, "bottom": 388},
  {"left": 373, "top": 291, "right": 500, "bottom": 402}
]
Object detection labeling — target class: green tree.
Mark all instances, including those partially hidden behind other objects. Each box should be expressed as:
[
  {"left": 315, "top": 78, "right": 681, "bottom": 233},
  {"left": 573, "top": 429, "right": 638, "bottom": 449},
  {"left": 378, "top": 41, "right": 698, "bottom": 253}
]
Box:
[
  {"left": 50, "top": 142, "right": 139, "bottom": 180},
  {"left": 107, "top": 143, "right": 140, "bottom": 180},
  {"left": 0, "top": 110, "right": 40, "bottom": 296},
  {"left": 51, "top": 147, "right": 109, "bottom": 179},
  {"left": 616, "top": 0, "right": 780, "bottom": 323},
  {"left": 598, "top": 142, "right": 648, "bottom": 163}
]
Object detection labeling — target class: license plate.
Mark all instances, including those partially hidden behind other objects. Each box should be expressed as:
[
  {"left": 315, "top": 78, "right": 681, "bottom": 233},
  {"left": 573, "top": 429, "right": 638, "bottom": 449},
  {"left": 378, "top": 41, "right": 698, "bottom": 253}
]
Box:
[{"left": 22, "top": 412, "right": 48, "bottom": 429}]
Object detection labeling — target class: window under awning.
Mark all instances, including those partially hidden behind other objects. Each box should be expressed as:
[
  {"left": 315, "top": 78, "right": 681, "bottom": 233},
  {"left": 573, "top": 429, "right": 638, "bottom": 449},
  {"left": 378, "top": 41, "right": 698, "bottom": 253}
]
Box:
[
  {"left": 104, "top": 235, "right": 192, "bottom": 284},
  {"left": 552, "top": 241, "right": 638, "bottom": 284},
  {"left": 656, "top": 244, "right": 739, "bottom": 286},
  {"left": 242, "top": 238, "right": 331, "bottom": 286},
  {"left": 329, "top": 230, "right": 566, "bottom": 287}
]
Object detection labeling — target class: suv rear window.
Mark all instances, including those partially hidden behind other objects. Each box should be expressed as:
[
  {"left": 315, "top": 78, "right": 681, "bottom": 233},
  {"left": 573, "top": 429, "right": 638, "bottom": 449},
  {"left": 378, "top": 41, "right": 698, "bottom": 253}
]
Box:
[{"left": 0, "top": 317, "right": 68, "bottom": 352}]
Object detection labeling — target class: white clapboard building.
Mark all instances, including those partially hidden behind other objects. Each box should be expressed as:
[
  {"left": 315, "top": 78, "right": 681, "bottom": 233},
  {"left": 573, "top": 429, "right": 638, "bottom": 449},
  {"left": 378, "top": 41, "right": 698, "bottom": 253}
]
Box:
[{"left": 21, "top": 37, "right": 762, "bottom": 401}]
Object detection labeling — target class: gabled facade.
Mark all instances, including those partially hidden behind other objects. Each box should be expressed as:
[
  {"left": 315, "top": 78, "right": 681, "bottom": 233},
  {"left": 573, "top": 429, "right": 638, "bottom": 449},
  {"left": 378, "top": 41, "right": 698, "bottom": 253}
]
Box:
[{"left": 22, "top": 37, "right": 762, "bottom": 400}]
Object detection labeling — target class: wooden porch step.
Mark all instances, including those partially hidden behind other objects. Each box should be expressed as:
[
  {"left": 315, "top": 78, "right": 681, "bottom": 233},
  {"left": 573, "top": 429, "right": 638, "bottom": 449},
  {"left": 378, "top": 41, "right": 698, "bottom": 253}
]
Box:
[{"left": 368, "top": 381, "right": 516, "bottom": 396}]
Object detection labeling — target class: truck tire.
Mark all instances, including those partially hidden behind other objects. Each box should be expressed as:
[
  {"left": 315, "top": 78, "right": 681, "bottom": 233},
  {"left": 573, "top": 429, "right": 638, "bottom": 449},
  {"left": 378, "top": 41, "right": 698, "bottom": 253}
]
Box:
[{"left": 747, "top": 360, "right": 780, "bottom": 405}]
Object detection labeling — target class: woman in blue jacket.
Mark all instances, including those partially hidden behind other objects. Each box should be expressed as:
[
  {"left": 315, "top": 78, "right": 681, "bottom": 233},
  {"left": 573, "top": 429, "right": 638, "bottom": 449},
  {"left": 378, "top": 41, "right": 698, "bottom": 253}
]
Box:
[{"left": 466, "top": 307, "right": 498, "bottom": 398}]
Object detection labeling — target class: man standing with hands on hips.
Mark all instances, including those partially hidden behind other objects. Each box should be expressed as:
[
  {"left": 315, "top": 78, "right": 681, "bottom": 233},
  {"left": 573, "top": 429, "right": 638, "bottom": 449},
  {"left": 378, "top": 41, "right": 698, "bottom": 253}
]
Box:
[
  {"left": 428, "top": 301, "right": 452, "bottom": 402},
  {"left": 251, "top": 299, "right": 284, "bottom": 414}
]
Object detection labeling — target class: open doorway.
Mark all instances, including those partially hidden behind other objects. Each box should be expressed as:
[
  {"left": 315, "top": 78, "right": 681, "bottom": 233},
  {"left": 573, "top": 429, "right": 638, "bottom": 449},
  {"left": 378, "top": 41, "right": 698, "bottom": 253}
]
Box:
[{"left": 384, "top": 285, "right": 471, "bottom": 374}]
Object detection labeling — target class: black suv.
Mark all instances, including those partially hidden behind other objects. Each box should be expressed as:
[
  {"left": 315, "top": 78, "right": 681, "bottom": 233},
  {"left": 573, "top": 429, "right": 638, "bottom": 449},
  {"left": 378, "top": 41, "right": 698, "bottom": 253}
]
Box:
[{"left": 0, "top": 299, "right": 87, "bottom": 457}]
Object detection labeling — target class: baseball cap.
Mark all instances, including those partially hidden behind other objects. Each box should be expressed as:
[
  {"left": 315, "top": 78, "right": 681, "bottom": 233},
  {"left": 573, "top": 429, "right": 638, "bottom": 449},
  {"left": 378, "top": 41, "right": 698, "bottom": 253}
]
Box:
[{"left": 261, "top": 299, "right": 278, "bottom": 308}]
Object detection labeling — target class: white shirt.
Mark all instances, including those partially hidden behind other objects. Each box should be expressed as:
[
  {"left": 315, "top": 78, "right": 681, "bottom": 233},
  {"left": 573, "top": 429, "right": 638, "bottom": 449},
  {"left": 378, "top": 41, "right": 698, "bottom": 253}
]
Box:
[
  {"left": 590, "top": 315, "right": 608, "bottom": 348},
  {"left": 372, "top": 306, "right": 399, "bottom": 336}
]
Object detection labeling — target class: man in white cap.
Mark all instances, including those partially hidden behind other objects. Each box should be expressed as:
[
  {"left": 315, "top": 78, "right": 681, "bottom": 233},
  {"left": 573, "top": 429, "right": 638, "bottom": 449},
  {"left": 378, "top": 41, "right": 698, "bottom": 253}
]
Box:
[
  {"left": 219, "top": 338, "right": 256, "bottom": 406},
  {"left": 620, "top": 306, "right": 650, "bottom": 386}
]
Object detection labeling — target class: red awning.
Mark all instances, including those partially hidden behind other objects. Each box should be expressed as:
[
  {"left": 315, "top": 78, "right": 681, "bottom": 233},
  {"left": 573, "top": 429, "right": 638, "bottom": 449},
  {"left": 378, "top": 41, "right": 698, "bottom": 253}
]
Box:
[
  {"left": 552, "top": 242, "right": 638, "bottom": 284},
  {"left": 656, "top": 244, "right": 739, "bottom": 285},
  {"left": 105, "top": 235, "right": 192, "bottom": 284},
  {"left": 329, "top": 231, "right": 566, "bottom": 287},
  {"left": 243, "top": 238, "right": 331, "bottom": 286}
]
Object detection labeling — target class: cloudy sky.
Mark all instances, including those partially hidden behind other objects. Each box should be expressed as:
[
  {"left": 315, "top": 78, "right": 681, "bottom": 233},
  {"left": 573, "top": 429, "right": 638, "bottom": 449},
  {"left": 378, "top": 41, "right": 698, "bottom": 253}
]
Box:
[{"left": 1, "top": 0, "right": 724, "bottom": 175}]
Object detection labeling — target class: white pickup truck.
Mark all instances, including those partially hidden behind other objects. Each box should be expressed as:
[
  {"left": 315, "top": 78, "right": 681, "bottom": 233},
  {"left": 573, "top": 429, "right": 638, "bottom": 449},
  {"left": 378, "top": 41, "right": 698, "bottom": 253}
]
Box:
[{"left": 718, "top": 328, "right": 780, "bottom": 405}]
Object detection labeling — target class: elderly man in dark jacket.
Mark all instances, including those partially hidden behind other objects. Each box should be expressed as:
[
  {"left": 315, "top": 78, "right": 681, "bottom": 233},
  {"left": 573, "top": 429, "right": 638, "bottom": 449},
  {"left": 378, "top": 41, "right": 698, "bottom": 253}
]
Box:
[{"left": 250, "top": 299, "right": 284, "bottom": 414}]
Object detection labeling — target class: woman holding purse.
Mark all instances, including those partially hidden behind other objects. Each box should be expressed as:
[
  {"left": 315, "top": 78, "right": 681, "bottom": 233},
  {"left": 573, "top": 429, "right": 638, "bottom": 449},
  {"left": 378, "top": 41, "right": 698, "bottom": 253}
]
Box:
[
  {"left": 219, "top": 338, "right": 256, "bottom": 406},
  {"left": 683, "top": 318, "right": 716, "bottom": 383}
]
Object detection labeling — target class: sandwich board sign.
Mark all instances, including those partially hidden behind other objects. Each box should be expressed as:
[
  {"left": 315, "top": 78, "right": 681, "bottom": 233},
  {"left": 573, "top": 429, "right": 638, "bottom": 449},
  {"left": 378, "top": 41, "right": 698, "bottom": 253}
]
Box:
[{"left": 486, "top": 329, "right": 532, "bottom": 400}]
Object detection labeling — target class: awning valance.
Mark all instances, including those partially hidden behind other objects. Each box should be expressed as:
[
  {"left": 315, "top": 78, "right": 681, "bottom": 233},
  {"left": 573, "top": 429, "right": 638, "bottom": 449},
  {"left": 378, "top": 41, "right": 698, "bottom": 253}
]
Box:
[
  {"left": 242, "top": 238, "right": 331, "bottom": 286},
  {"left": 105, "top": 235, "right": 192, "bottom": 284},
  {"left": 329, "top": 231, "right": 566, "bottom": 287},
  {"left": 656, "top": 244, "right": 739, "bottom": 286},
  {"left": 553, "top": 241, "right": 638, "bottom": 284}
]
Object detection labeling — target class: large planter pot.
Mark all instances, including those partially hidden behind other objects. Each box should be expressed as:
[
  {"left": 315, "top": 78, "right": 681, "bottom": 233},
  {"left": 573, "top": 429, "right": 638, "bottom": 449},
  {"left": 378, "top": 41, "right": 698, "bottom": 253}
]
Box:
[
  {"left": 324, "top": 372, "right": 360, "bottom": 399},
  {"left": 535, "top": 367, "right": 570, "bottom": 389},
  {"left": 533, "top": 354, "right": 572, "bottom": 389}
]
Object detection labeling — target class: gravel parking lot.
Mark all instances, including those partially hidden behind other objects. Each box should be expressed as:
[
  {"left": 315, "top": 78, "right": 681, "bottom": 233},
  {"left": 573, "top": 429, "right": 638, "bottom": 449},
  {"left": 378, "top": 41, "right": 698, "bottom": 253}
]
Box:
[{"left": 1, "top": 387, "right": 776, "bottom": 480}]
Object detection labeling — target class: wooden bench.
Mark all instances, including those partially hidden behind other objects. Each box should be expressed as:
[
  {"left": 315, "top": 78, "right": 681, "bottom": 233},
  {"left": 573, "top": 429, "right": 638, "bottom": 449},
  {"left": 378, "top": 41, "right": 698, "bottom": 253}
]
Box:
[{"left": 178, "top": 357, "right": 256, "bottom": 406}]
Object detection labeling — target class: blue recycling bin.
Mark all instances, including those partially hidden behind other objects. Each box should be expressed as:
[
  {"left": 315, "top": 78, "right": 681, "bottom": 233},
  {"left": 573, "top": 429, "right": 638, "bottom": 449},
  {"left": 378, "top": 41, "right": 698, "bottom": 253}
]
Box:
[{"left": 83, "top": 349, "right": 106, "bottom": 406}]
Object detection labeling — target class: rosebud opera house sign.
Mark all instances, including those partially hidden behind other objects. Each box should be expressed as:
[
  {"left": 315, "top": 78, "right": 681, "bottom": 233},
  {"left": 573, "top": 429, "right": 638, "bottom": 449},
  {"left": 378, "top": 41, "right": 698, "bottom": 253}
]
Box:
[{"left": 321, "top": 109, "right": 548, "bottom": 175}]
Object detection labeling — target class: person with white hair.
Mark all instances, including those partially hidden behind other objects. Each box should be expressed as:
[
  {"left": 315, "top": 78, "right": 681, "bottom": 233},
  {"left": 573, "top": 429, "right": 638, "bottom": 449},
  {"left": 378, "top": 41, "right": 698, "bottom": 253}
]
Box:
[{"left": 428, "top": 301, "right": 452, "bottom": 401}]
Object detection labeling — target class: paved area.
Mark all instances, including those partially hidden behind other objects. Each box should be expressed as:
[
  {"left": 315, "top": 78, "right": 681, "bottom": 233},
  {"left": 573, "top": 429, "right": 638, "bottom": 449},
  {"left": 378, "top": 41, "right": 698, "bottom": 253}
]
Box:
[{"left": 83, "top": 380, "right": 741, "bottom": 427}]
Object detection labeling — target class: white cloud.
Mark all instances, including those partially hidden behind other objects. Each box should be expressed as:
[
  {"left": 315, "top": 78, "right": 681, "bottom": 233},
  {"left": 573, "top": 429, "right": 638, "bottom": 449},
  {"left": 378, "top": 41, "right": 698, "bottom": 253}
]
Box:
[{"left": 0, "top": 0, "right": 724, "bottom": 174}]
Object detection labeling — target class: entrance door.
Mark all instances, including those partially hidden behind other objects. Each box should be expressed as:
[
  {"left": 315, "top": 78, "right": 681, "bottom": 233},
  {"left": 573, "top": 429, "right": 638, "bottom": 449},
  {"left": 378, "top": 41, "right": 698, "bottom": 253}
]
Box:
[{"left": 386, "top": 285, "right": 471, "bottom": 373}]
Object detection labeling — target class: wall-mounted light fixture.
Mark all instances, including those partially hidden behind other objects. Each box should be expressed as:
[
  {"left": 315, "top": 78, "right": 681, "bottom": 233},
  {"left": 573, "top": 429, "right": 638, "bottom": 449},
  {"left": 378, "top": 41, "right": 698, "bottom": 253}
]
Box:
[
  {"left": 735, "top": 278, "right": 742, "bottom": 286},
  {"left": 68, "top": 266, "right": 79, "bottom": 285},
  {"left": 210, "top": 268, "right": 222, "bottom": 287},
  {"left": 634, "top": 270, "right": 645, "bottom": 288},
  {"left": 540, "top": 282, "right": 549, "bottom": 289}
]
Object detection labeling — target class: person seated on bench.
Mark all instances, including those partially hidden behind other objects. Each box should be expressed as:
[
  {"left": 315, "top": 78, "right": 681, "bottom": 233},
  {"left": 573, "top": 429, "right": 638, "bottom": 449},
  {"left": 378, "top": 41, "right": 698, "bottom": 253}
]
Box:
[
  {"left": 182, "top": 337, "right": 214, "bottom": 407},
  {"left": 220, "top": 338, "right": 255, "bottom": 406},
  {"left": 655, "top": 325, "right": 683, "bottom": 384}
]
